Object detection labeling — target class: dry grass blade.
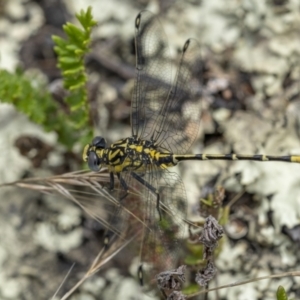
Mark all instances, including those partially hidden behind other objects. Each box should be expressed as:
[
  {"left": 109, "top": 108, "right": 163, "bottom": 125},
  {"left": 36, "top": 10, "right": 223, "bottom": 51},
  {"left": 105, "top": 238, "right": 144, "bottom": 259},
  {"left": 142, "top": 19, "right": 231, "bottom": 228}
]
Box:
[
  {"left": 0, "top": 168, "right": 190, "bottom": 297},
  {"left": 51, "top": 263, "right": 75, "bottom": 300},
  {"left": 59, "top": 231, "right": 141, "bottom": 300},
  {"left": 0, "top": 169, "right": 149, "bottom": 298},
  {"left": 0, "top": 169, "right": 147, "bottom": 238}
]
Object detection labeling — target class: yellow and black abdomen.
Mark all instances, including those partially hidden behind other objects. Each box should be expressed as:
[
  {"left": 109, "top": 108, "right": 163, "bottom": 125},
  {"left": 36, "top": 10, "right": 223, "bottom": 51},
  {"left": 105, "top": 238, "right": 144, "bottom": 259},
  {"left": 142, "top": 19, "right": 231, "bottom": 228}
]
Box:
[{"left": 155, "top": 152, "right": 177, "bottom": 169}]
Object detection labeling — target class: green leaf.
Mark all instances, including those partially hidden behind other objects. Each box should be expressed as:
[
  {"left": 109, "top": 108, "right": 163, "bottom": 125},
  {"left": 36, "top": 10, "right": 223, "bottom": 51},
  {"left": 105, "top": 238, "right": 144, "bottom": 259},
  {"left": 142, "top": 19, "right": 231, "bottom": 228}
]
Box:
[
  {"left": 76, "top": 7, "right": 97, "bottom": 29},
  {"left": 277, "top": 286, "right": 288, "bottom": 300},
  {"left": 60, "top": 56, "right": 81, "bottom": 64},
  {"left": 183, "top": 284, "right": 201, "bottom": 295}
]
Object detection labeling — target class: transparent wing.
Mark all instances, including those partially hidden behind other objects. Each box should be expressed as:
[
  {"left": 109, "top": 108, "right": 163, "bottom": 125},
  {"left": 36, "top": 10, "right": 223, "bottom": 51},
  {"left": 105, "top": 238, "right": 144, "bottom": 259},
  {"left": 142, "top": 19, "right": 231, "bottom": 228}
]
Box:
[
  {"left": 62, "top": 171, "right": 136, "bottom": 240},
  {"left": 152, "top": 38, "right": 203, "bottom": 154},
  {"left": 138, "top": 168, "right": 187, "bottom": 289},
  {"left": 131, "top": 10, "right": 173, "bottom": 140},
  {"left": 9, "top": 169, "right": 186, "bottom": 294}
]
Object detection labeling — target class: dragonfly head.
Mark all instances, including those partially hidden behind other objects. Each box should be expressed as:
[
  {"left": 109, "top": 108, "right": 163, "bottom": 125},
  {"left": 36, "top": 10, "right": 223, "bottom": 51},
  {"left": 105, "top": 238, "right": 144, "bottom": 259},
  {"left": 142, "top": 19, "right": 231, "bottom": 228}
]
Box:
[{"left": 83, "top": 136, "right": 107, "bottom": 171}]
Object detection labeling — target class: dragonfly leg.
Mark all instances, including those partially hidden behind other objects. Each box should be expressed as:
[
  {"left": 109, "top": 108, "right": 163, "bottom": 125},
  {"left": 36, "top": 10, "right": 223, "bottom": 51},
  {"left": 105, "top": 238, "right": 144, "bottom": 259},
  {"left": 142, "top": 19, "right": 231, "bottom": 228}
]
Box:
[
  {"left": 138, "top": 263, "right": 144, "bottom": 286},
  {"left": 109, "top": 172, "right": 114, "bottom": 190},
  {"left": 131, "top": 172, "right": 162, "bottom": 221},
  {"left": 103, "top": 173, "right": 129, "bottom": 250},
  {"left": 117, "top": 173, "right": 129, "bottom": 200}
]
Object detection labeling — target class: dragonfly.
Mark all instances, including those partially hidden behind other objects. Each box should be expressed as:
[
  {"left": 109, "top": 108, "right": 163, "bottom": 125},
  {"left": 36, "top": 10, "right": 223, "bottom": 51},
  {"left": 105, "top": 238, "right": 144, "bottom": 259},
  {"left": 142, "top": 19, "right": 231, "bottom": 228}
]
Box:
[{"left": 83, "top": 10, "right": 300, "bottom": 291}]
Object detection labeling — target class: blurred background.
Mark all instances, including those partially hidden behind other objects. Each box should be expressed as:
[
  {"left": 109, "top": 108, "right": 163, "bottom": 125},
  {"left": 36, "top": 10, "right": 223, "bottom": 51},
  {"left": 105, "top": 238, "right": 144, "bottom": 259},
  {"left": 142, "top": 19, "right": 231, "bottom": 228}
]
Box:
[{"left": 1, "top": 0, "right": 300, "bottom": 299}]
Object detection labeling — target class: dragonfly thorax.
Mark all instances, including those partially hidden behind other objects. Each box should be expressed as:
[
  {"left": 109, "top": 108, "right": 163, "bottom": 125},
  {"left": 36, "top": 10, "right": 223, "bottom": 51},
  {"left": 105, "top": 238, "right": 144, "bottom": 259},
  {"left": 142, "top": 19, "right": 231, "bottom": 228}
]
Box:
[{"left": 83, "top": 136, "right": 177, "bottom": 173}]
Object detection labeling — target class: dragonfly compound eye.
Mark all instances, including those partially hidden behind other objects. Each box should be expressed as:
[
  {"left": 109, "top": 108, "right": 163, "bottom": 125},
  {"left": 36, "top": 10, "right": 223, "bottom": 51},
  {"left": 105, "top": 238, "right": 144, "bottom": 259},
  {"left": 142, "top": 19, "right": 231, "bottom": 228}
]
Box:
[
  {"left": 92, "top": 136, "right": 106, "bottom": 149},
  {"left": 88, "top": 151, "right": 101, "bottom": 171}
]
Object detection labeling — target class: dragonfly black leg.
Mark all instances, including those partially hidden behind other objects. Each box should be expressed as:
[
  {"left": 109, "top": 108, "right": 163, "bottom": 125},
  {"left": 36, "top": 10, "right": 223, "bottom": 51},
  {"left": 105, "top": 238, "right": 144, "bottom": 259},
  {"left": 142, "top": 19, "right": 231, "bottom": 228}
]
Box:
[
  {"left": 117, "top": 173, "right": 129, "bottom": 200},
  {"left": 138, "top": 264, "right": 144, "bottom": 286},
  {"left": 110, "top": 172, "right": 128, "bottom": 200},
  {"left": 109, "top": 172, "right": 114, "bottom": 190},
  {"left": 131, "top": 172, "right": 162, "bottom": 221},
  {"left": 104, "top": 173, "right": 129, "bottom": 250}
]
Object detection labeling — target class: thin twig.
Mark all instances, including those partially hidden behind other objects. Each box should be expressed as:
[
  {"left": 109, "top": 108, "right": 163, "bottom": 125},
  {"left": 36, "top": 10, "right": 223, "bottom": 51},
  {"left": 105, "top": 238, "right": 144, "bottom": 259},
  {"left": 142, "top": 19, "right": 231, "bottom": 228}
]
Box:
[
  {"left": 186, "top": 271, "right": 300, "bottom": 298},
  {"left": 60, "top": 232, "right": 140, "bottom": 300},
  {"left": 52, "top": 263, "right": 75, "bottom": 300}
]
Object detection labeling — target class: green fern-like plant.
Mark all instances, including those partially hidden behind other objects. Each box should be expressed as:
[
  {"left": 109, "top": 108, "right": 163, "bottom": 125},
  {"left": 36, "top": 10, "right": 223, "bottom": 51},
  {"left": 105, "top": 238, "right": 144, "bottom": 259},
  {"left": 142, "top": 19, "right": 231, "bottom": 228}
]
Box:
[
  {"left": 0, "top": 7, "right": 97, "bottom": 150},
  {"left": 0, "top": 68, "right": 53, "bottom": 125},
  {"left": 52, "top": 6, "right": 97, "bottom": 136},
  {"left": 0, "top": 68, "right": 77, "bottom": 148}
]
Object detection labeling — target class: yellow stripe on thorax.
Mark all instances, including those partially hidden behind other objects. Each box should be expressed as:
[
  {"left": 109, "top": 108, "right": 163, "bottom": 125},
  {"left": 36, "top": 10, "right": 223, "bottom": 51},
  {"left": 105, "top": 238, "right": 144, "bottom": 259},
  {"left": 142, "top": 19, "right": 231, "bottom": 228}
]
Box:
[{"left": 82, "top": 144, "right": 90, "bottom": 161}]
